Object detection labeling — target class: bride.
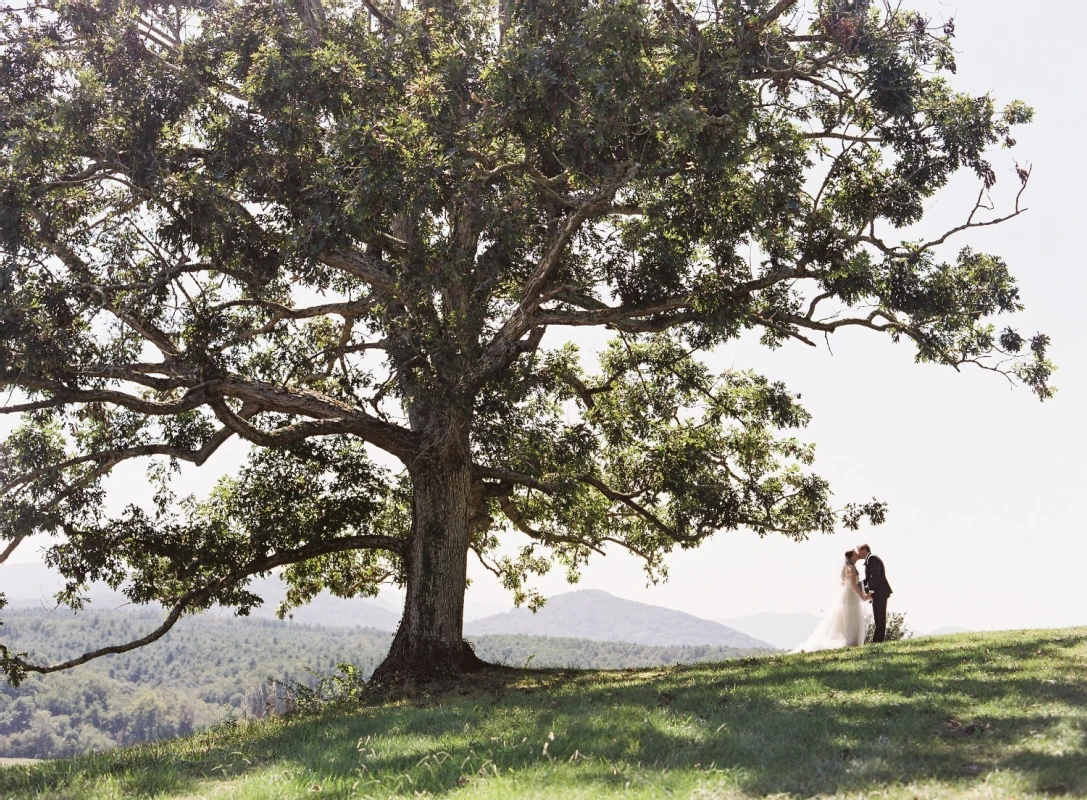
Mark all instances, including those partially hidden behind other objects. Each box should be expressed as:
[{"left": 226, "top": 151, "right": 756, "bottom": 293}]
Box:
[{"left": 792, "top": 550, "right": 871, "bottom": 652}]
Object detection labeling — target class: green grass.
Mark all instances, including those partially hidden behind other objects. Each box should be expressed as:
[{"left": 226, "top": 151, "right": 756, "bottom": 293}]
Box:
[{"left": 2, "top": 627, "right": 1085, "bottom": 799}]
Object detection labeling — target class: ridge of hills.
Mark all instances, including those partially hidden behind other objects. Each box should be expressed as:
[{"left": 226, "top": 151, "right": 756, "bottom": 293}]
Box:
[
  {"left": 1, "top": 563, "right": 404, "bottom": 630},
  {"left": 465, "top": 589, "right": 771, "bottom": 649},
  {"left": 1, "top": 562, "right": 972, "bottom": 649},
  {"left": 2, "top": 564, "right": 773, "bottom": 650}
]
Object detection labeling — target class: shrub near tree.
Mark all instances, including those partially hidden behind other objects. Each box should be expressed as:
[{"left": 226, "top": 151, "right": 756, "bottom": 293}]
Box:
[{"left": 0, "top": 0, "right": 1051, "bottom": 684}]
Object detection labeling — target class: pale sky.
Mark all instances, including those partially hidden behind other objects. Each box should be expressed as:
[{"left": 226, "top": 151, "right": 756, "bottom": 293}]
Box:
[{"left": 5, "top": 0, "right": 1085, "bottom": 635}]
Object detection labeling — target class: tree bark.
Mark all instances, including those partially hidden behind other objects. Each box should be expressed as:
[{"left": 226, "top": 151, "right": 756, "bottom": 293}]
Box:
[{"left": 370, "top": 403, "right": 486, "bottom": 684}]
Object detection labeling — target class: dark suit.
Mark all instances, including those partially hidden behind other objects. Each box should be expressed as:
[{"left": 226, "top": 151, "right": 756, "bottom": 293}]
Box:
[{"left": 862, "top": 554, "right": 893, "bottom": 643}]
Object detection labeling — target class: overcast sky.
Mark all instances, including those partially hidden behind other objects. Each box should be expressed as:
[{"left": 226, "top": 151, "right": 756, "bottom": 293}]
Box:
[{"left": 5, "top": 0, "right": 1085, "bottom": 635}]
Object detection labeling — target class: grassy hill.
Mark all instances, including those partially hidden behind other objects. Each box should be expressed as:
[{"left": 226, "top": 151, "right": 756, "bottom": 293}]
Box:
[{"left": 1, "top": 627, "right": 1084, "bottom": 799}]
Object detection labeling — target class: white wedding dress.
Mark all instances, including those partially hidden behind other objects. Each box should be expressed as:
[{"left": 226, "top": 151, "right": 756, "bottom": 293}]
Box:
[{"left": 792, "top": 561, "right": 870, "bottom": 653}]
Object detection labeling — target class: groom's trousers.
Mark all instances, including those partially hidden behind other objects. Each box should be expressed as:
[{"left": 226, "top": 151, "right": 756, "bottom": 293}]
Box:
[{"left": 872, "top": 594, "right": 889, "bottom": 643}]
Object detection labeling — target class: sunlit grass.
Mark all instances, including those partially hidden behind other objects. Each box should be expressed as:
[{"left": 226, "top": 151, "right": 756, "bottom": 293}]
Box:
[{"left": 2, "top": 627, "right": 1084, "bottom": 798}]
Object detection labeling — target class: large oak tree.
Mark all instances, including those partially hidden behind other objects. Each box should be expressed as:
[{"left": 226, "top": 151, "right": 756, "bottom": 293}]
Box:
[{"left": 0, "top": 0, "right": 1052, "bottom": 683}]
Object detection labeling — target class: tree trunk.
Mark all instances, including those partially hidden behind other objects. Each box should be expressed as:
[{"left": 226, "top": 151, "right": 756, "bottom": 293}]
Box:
[{"left": 370, "top": 405, "right": 486, "bottom": 684}]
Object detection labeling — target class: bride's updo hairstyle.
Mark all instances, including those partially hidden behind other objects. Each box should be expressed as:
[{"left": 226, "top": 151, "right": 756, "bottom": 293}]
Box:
[{"left": 844, "top": 549, "right": 857, "bottom": 563}]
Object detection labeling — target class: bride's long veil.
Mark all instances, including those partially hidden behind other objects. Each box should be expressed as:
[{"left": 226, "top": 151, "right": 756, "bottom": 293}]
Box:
[{"left": 791, "top": 561, "right": 869, "bottom": 653}]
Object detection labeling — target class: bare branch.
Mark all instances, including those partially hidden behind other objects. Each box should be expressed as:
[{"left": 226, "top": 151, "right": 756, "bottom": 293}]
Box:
[
  {"left": 474, "top": 465, "right": 680, "bottom": 541},
  {"left": 5, "top": 371, "right": 418, "bottom": 461},
  {"left": 916, "top": 184, "right": 1029, "bottom": 251},
  {"left": 319, "top": 249, "right": 408, "bottom": 304},
  {"left": 0, "top": 537, "right": 26, "bottom": 566},
  {"left": 533, "top": 299, "right": 692, "bottom": 329},
  {"left": 207, "top": 401, "right": 359, "bottom": 447},
  {"left": 359, "top": 0, "right": 395, "bottom": 30},
  {"left": 8, "top": 378, "right": 213, "bottom": 417},
  {"left": 552, "top": 371, "right": 619, "bottom": 411},
  {"left": 27, "top": 209, "right": 180, "bottom": 356},
  {"left": 758, "top": 0, "right": 800, "bottom": 30},
  {"left": 473, "top": 465, "right": 556, "bottom": 495},
  {"left": 497, "top": 495, "right": 606, "bottom": 555},
  {"left": 210, "top": 297, "right": 374, "bottom": 323},
  {"left": 802, "top": 131, "right": 881, "bottom": 143},
  {"left": 752, "top": 313, "right": 818, "bottom": 347}
]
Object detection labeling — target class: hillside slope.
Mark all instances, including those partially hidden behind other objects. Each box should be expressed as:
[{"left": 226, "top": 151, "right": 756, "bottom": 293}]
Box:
[
  {"left": 467, "top": 589, "right": 772, "bottom": 649},
  {"left": 3, "top": 627, "right": 1084, "bottom": 799}
]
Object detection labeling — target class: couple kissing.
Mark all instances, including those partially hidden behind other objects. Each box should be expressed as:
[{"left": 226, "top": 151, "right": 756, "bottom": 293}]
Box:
[{"left": 793, "top": 544, "right": 893, "bottom": 652}]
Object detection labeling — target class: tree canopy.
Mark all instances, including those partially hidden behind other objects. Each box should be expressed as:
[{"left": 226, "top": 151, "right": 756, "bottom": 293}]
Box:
[{"left": 0, "top": 0, "right": 1052, "bottom": 682}]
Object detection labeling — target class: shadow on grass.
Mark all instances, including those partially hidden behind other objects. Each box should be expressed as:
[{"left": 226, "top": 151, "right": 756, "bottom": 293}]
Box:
[{"left": 2, "top": 628, "right": 1085, "bottom": 798}]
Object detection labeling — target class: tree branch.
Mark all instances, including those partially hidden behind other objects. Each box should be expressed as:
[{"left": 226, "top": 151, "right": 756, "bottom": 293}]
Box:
[
  {"left": 802, "top": 131, "right": 881, "bottom": 143},
  {"left": 5, "top": 373, "right": 418, "bottom": 461},
  {"left": 359, "top": 0, "right": 395, "bottom": 30},
  {"left": 27, "top": 209, "right": 180, "bottom": 357},
  {"left": 532, "top": 299, "right": 693, "bottom": 329},
  {"left": 8, "top": 378, "right": 214, "bottom": 417},
  {"left": 0, "top": 537, "right": 26, "bottom": 566},
  {"left": 467, "top": 170, "right": 638, "bottom": 389},
  {"left": 318, "top": 249, "right": 409, "bottom": 306},
  {"left": 1, "top": 421, "right": 245, "bottom": 496},
  {"left": 496, "top": 495, "right": 606, "bottom": 555},
  {"left": 758, "top": 0, "right": 800, "bottom": 30},
  {"left": 3, "top": 532, "right": 403, "bottom": 678},
  {"left": 473, "top": 466, "right": 680, "bottom": 541},
  {"left": 207, "top": 401, "right": 363, "bottom": 449}
]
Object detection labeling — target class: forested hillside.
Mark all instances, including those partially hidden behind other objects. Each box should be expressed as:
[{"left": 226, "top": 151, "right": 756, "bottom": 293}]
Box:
[
  {"left": 0, "top": 609, "right": 392, "bottom": 759},
  {"left": 0, "top": 608, "right": 768, "bottom": 759}
]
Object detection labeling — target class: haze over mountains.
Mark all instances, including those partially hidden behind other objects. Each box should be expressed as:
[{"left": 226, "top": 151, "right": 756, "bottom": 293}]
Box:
[
  {"left": 2, "top": 562, "right": 969, "bottom": 650},
  {"left": 3, "top": 565, "right": 774, "bottom": 649},
  {"left": 464, "top": 589, "right": 772, "bottom": 649},
  {"left": 0, "top": 563, "right": 472, "bottom": 629}
]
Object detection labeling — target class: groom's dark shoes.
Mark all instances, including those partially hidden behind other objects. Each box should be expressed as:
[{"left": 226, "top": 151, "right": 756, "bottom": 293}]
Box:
[{"left": 861, "top": 552, "right": 893, "bottom": 643}]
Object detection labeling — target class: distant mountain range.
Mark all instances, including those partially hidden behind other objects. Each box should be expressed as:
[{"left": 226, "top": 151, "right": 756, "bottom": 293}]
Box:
[
  {"left": 2, "top": 565, "right": 773, "bottom": 649},
  {"left": 0, "top": 563, "right": 497, "bottom": 629},
  {"left": 465, "top": 589, "right": 773, "bottom": 650},
  {"left": 1, "top": 562, "right": 971, "bottom": 649}
]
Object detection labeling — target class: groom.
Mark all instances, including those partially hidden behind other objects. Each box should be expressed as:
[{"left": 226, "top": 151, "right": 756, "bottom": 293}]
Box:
[{"left": 857, "top": 544, "right": 893, "bottom": 643}]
